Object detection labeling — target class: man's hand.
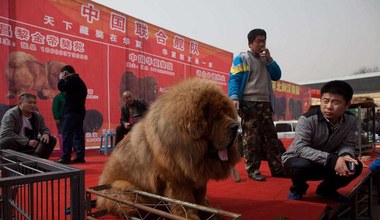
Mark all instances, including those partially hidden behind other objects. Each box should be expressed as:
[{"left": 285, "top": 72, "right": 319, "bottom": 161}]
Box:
[
  {"left": 232, "top": 100, "right": 239, "bottom": 110},
  {"left": 124, "top": 122, "right": 131, "bottom": 129},
  {"left": 40, "top": 134, "right": 50, "bottom": 143},
  {"left": 28, "top": 140, "right": 39, "bottom": 148},
  {"left": 260, "top": 48, "right": 272, "bottom": 62},
  {"left": 59, "top": 71, "right": 67, "bottom": 80},
  {"left": 261, "top": 48, "right": 271, "bottom": 58},
  {"left": 335, "top": 155, "right": 357, "bottom": 176}
]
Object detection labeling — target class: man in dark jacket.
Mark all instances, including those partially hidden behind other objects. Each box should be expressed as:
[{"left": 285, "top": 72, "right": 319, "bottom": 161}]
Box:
[
  {"left": 0, "top": 93, "right": 56, "bottom": 159},
  {"left": 115, "top": 91, "right": 148, "bottom": 144},
  {"left": 57, "top": 65, "right": 87, "bottom": 164},
  {"left": 282, "top": 80, "right": 362, "bottom": 202}
]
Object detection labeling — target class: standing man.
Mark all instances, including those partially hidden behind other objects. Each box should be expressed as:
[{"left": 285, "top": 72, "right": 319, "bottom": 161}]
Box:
[
  {"left": 228, "top": 28, "right": 285, "bottom": 181},
  {"left": 115, "top": 91, "right": 148, "bottom": 145},
  {"left": 282, "top": 80, "right": 362, "bottom": 202},
  {"left": 0, "top": 93, "right": 56, "bottom": 159},
  {"left": 57, "top": 65, "right": 87, "bottom": 164},
  {"left": 52, "top": 92, "right": 65, "bottom": 134}
]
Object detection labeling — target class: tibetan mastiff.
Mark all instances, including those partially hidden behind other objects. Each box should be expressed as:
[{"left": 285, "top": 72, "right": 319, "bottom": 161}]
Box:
[{"left": 97, "top": 78, "right": 241, "bottom": 219}]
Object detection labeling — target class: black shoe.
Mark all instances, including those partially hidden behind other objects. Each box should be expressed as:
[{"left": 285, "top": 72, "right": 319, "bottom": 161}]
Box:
[
  {"left": 71, "top": 158, "right": 86, "bottom": 163},
  {"left": 248, "top": 172, "right": 266, "bottom": 181},
  {"left": 316, "top": 187, "right": 349, "bottom": 203},
  {"left": 57, "top": 157, "right": 71, "bottom": 164}
]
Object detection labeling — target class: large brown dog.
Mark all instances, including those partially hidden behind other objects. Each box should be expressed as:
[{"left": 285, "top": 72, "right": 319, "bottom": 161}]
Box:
[{"left": 97, "top": 78, "right": 241, "bottom": 219}]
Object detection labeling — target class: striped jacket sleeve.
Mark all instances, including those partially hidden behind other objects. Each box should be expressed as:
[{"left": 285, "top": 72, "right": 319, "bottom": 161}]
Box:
[{"left": 228, "top": 54, "right": 249, "bottom": 100}]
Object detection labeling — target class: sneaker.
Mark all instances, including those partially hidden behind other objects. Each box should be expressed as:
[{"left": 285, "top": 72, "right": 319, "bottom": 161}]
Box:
[
  {"left": 57, "top": 157, "right": 71, "bottom": 164},
  {"left": 316, "top": 187, "right": 349, "bottom": 203},
  {"left": 71, "top": 158, "right": 86, "bottom": 163},
  {"left": 288, "top": 191, "right": 303, "bottom": 200},
  {"left": 248, "top": 172, "right": 266, "bottom": 181}
]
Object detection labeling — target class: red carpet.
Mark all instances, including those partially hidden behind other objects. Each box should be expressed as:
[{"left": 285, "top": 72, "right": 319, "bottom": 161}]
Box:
[{"left": 50, "top": 146, "right": 374, "bottom": 220}]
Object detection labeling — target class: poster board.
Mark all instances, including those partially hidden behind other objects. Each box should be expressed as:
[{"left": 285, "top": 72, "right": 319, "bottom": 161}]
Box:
[{"left": 0, "top": 0, "right": 233, "bottom": 147}]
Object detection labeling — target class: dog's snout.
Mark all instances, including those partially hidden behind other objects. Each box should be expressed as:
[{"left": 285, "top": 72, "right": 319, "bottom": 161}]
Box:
[
  {"left": 229, "top": 123, "right": 239, "bottom": 133},
  {"left": 227, "top": 123, "right": 239, "bottom": 149}
]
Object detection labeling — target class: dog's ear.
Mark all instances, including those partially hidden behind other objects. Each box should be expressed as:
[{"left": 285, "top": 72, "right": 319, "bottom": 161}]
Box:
[
  {"left": 186, "top": 117, "right": 207, "bottom": 139},
  {"left": 185, "top": 100, "right": 208, "bottom": 139}
]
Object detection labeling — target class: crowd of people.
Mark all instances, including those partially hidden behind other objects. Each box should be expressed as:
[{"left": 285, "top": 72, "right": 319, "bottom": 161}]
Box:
[
  {"left": 0, "top": 28, "right": 379, "bottom": 204},
  {"left": 0, "top": 64, "right": 148, "bottom": 164},
  {"left": 0, "top": 65, "right": 88, "bottom": 163}
]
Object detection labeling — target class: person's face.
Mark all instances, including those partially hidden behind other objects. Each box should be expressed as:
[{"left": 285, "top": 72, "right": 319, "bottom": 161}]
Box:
[
  {"left": 249, "top": 35, "right": 266, "bottom": 54},
  {"left": 19, "top": 97, "right": 37, "bottom": 115},
  {"left": 320, "top": 93, "right": 350, "bottom": 123},
  {"left": 123, "top": 93, "right": 133, "bottom": 105}
]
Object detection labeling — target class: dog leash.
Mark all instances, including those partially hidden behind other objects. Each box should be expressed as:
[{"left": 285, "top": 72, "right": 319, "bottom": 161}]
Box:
[{"left": 231, "top": 167, "right": 241, "bottom": 182}]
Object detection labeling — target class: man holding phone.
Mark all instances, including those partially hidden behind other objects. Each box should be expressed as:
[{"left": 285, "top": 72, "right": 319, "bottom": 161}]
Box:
[
  {"left": 282, "top": 80, "right": 363, "bottom": 202},
  {"left": 228, "top": 28, "right": 286, "bottom": 181},
  {"left": 57, "top": 65, "right": 87, "bottom": 164}
]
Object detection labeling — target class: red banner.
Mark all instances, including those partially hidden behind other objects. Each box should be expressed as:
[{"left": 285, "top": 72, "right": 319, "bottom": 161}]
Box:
[
  {"left": 272, "top": 80, "right": 311, "bottom": 121},
  {"left": 0, "top": 0, "right": 233, "bottom": 147}
]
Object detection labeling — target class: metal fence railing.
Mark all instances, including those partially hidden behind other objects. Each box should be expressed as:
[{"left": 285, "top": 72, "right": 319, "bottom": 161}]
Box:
[
  {"left": 87, "top": 184, "right": 242, "bottom": 220},
  {"left": 0, "top": 149, "right": 85, "bottom": 220}
]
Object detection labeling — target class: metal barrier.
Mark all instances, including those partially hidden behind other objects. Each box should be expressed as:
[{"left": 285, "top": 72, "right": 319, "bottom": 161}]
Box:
[
  {"left": 0, "top": 149, "right": 85, "bottom": 219},
  {"left": 325, "top": 172, "right": 375, "bottom": 220},
  {"left": 86, "top": 184, "right": 242, "bottom": 220}
]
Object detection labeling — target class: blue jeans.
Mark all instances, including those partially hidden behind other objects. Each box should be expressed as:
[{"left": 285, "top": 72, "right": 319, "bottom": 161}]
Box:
[{"left": 62, "top": 112, "right": 85, "bottom": 160}]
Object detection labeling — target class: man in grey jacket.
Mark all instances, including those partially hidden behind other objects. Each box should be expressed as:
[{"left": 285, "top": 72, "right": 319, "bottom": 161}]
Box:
[
  {"left": 282, "top": 80, "right": 362, "bottom": 202},
  {"left": 0, "top": 93, "right": 56, "bottom": 159}
]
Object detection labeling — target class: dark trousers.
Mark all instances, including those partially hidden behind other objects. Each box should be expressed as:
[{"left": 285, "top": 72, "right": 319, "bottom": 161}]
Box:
[
  {"left": 0, "top": 136, "right": 56, "bottom": 159},
  {"left": 284, "top": 157, "right": 363, "bottom": 194},
  {"left": 56, "top": 120, "right": 64, "bottom": 134},
  {"left": 62, "top": 112, "right": 85, "bottom": 160},
  {"left": 115, "top": 125, "right": 131, "bottom": 145}
]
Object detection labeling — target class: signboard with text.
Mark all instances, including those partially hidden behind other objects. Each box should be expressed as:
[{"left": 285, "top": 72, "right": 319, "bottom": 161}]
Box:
[
  {"left": 0, "top": 0, "right": 233, "bottom": 147},
  {"left": 272, "top": 80, "right": 311, "bottom": 121}
]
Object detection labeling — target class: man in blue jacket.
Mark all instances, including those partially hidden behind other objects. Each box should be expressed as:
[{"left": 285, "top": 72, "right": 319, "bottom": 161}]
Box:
[
  {"left": 228, "top": 28, "right": 285, "bottom": 181},
  {"left": 369, "top": 157, "right": 380, "bottom": 173}
]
